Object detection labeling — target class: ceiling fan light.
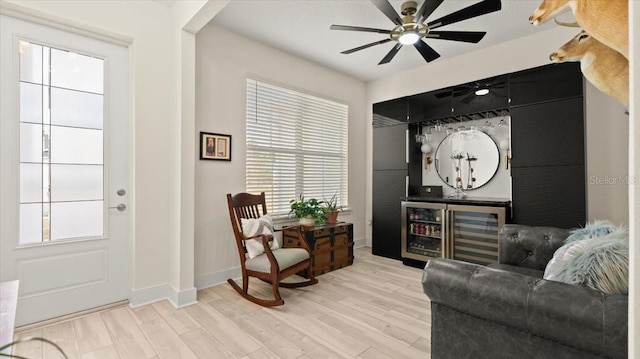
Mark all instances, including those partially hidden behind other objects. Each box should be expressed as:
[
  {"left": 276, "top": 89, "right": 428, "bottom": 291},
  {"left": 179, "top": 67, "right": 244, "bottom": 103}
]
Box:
[
  {"left": 399, "top": 32, "right": 420, "bottom": 45},
  {"left": 475, "top": 88, "right": 489, "bottom": 96}
]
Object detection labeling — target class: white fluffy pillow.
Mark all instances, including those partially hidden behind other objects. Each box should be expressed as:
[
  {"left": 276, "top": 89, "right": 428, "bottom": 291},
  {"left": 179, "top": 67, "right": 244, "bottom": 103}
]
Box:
[
  {"left": 544, "top": 229, "right": 629, "bottom": 294},
  {"left": 241, "top": 214, "right": 280, "bottom": 259}
]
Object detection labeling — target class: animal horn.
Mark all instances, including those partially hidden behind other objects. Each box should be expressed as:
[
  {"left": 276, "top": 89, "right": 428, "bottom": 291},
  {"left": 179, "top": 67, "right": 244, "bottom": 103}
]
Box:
[{"left": 554, "top": 18, "right": 580, "bottom": 27}]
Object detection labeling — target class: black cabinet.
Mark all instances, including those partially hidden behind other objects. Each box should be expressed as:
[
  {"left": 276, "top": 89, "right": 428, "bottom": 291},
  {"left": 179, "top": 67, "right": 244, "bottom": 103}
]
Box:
[
  {"left": 509, "top": 63, "right": 583, "bottom": 107},
  {"left": 510, "top": 84, "right": 585, "bottom": 228},
  {"left": 408, "top": 90, "right": 451, "bottom": 123},
  {"left": 372, "top": 169, "right": 405, "bottom": 260},
  {"left": 511, "top": 98, "right": 585, "bottom": 168},
  {"left": 372, "top": 124, "right": 407, "bottom": 260},
  {"left": 512, "top": 165, "right": 586, "bottom": 228},
  {"left": 373, "top": 124, "right": 407, "bottom": 171},
  {"left": 373, "top": 97, "right": 408, "bottom": 125}
]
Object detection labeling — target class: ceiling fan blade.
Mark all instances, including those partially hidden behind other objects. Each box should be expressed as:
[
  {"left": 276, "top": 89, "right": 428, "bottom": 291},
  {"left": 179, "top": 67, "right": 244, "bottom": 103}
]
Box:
[
  {"left": 341, "top": 39, "right": 392, "bottom": 54},
  {"left": 427, "top": 0, "right": 502, "bottom": 30},
  {"left": 379, "top": 43, "right": 403, "bottom": 64},
  {"left": 426, "top": 31, "right": 487, "bottom": 43},
  {"left": 330, "top": 25, "right": 391, "bottom": 34},
  {"left": 414, "top": 39, "right": 441, "bottom": 62},
  {"left": 460, "top": 92, "right": 476, "bottom": 104},
  {"left": 415, "top": 0, "right": 444, "bottom": 23},
  {"left": 370, "top": 0, "right": 403, "bottom": 26}
]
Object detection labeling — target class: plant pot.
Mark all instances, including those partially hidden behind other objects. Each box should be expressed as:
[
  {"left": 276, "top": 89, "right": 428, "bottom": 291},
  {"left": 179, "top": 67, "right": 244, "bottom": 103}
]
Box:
[
  {"left": 299, "top": 217, "right": 315, "bottom": 227},
  {"left": 325, "top": 211, "right": 339, "bottom": 224}
]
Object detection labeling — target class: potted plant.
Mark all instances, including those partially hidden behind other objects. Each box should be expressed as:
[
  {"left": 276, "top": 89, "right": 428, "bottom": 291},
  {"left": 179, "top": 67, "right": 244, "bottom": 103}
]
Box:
[
  {"left": 289, "top": 195, "right": 325, "bottom": 226},
  {"left": 323, "top": 193, "right": 341, "bottom": 224}
]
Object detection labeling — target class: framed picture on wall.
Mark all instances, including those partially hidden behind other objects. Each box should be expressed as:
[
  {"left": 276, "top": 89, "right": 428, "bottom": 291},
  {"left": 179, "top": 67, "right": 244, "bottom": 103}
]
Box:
[{"left": 200, "top": 132, "right": 231, "bottom": 161}]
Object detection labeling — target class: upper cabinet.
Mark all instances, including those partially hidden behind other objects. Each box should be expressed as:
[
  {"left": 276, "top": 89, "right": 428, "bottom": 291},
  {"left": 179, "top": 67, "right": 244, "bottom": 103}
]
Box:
[
  {"left": 407, "top": 90, "right": 451, "bottom": 123},
  {"left": 373, "top": 97, "right": 408, "bottom": 125},
  {"left": 452, "top": 75, "right": 509, "bottom": 116},
  {"left": 509, "top": 63, "right": 583, "bottom": 107}
]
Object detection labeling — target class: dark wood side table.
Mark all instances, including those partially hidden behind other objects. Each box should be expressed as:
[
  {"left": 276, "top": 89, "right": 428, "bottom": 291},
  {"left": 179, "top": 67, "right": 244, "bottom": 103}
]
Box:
[{"left": 283, "top": 222, "right": 354, "bottom": 277}]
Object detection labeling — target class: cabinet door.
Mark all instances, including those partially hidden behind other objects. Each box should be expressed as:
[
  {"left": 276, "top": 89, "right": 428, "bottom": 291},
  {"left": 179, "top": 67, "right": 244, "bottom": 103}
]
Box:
[
  {"left": 373, "top": 124, "right": 407, "bottom": 171},
  {"left": 407, "top": 90, "right": 452, "bottom": 123},
  {"left": 511, "top": 97, "right": 585, "bottom": 168},
  {"left": 509, "top": 62, "right": 583, "bottom": 107},
  {"left": 372, "top": 169, "right": 406, "bottom": 259},
  {"left": 512, "top": 165, "right": 586, "bottom": 228},
  {"left": 373, "top": 97, "right": 408, "bottom": 125}
]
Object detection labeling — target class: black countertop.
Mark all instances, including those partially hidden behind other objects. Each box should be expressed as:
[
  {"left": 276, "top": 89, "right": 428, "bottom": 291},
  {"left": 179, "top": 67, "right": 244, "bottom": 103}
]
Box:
[{"left": 402, "top": 196, "right": 511, "bottom": 207}]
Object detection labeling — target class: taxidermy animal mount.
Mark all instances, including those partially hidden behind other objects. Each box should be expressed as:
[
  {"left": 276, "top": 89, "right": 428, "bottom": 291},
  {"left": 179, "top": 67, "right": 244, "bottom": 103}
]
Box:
[
  {"left": 529, "top": 0, "right": 628, "bottom": 59},
  {"left": 550, "top": 31, "right": 628, "bottom": 107}
]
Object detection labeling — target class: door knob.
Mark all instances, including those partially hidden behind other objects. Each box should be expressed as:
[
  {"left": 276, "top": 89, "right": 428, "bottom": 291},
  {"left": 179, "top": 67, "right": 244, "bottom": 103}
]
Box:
[{"left": 109, "top": 204, "right": 127, "bottom": 211}]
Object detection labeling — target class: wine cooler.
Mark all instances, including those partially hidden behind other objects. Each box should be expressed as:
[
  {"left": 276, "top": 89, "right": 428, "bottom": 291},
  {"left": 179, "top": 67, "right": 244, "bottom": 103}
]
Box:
[{"left": 401, "top": 201, "right": 507, "bottom": 265}]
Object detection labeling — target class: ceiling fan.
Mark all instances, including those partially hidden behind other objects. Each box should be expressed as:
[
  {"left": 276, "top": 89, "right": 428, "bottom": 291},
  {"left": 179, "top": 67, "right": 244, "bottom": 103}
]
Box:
[
  {"left": 435, "top": 77, "right": 507, "bottom": 104},
  {"left": 330, "top": 0, "right": 502, "bottom": 65}
]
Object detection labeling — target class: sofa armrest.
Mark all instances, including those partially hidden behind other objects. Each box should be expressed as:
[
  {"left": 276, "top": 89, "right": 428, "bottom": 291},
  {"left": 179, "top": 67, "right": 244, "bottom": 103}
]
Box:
[
  {"left": 499, "top": 224, "right": 572, "bottom": 270},
  {"left": 422, "top": 258, "right": 628, "bottom": 358}
]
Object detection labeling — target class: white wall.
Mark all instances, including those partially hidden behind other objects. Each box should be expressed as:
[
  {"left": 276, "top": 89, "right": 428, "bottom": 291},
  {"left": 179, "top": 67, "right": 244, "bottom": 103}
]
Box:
[
  {"left": 585, "top": 81, "right": 629, "bottom": 225},
  {"left": 194, "top": 25, "right": 367, "bottom": 287},
  {"left": 365, "top": 26, "right": 630, "bottom": 246}
]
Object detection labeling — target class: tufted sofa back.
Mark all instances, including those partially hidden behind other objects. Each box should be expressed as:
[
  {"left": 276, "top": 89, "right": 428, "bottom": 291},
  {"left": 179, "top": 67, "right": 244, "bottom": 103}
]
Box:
[{"left": 499, "top": 224, "right": 572, "bottom": 270}]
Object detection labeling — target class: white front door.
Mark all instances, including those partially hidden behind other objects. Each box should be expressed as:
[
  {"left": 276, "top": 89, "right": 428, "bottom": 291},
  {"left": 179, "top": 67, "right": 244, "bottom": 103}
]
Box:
[{"left": 0, "top": 15, "right": 130, "bottom": 326}]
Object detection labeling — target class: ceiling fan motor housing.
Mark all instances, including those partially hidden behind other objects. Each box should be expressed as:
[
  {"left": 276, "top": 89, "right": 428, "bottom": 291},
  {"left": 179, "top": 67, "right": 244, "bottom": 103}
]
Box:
[{"left": 401, "top": 1, "right": 418, "bottom": 16}]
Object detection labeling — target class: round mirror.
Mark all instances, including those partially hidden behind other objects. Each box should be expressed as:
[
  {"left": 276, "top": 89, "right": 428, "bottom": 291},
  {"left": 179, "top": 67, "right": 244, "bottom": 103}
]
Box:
[{"left": 434, "top": 130, "right": 500, "bottom": 190}]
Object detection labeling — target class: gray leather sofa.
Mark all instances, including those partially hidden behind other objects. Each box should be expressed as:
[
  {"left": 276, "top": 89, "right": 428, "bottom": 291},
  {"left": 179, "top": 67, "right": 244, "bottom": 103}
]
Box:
[{"left": 422, "top": 224, "right": 628, "bottom": 359}]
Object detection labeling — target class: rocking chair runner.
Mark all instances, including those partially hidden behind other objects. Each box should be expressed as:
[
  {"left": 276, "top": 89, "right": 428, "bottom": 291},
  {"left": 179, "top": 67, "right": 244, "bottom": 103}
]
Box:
[{"left": 226, "top": 192, "right": 318, "bottom": 306}]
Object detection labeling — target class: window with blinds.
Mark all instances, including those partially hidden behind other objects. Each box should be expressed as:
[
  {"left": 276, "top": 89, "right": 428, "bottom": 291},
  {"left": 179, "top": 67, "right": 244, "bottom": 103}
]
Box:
[{"left": 246, "top": 79, "right": 348, "bottom": 217}]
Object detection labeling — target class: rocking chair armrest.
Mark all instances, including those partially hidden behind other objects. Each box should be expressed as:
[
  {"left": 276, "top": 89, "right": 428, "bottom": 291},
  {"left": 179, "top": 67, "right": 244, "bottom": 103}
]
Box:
[
  {"left": 277, "top": 226, "right": 313, "bottom": 254},
  {"left": 242, "top": 233, "right": 280, "bottom": 272}
]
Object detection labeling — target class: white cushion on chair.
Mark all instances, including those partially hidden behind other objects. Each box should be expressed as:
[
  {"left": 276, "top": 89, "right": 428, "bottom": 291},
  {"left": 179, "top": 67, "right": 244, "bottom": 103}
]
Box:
[
  {"left": 245, "top": 248, "right": 310, "bottom": 273},
  {"left": 241, "top": 214, "right": 280, "bottom": 259}
]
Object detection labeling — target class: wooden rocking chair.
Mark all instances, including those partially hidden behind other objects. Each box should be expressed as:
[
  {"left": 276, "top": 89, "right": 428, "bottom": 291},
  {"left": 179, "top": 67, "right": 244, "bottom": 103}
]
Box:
[{"left": 226, "top": 192, "right": 318, "bottom": 306}]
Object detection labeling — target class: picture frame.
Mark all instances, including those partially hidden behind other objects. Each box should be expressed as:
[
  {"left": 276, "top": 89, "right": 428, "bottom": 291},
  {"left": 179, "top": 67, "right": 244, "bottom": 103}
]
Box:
[{"left": 200, "top": 132, "right": 232, "bottom": 161}]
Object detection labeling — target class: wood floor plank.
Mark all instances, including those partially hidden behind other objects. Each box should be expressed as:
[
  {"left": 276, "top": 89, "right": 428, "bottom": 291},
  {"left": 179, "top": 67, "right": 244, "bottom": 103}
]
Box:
[
  {"left": 42, "top": 321, "right": 80, "bottom": 359},
  {"left": 318, "top": 313, "right": 425, "bottom": 359},
  {"left": 179, "top": 328, "right": 235, "bottom": 359},
  {"left": 138, "top": 317, "right": 198, "bottom": 359},
  {"left": 128, "top": 304, "right": 161, "bottom": 325},
  {"left": 184, "top": 302, "right": 261, "bottom": 357},
  {"left": 72, "top": 312, "right": 113, "bottom": 354},
  {"left": 151, "top": 300, "right": 201, "bottom": 335},
  {"left": 253, "top": 310, "right": 350, "bottom": 358},
  {"left": 81, "top": 344, "right": 121, "bottom": 359},
  {"left": 357, "top": 346, "right": 394, "bottom": 359},
  {"left": 240, "top": 347, "right": 281, "bottom": 359},
  {"left": 11, "top": 328, "right": 43, "bottom": 359},
  {"left": 209, "top": 299, "right": 305, "bottom": 359},
  {"left": 196, "top": 287, "right": 223, "bottom": 303},
  {"left": 101, "top": 307, "right": 156, "bottom": 359}
]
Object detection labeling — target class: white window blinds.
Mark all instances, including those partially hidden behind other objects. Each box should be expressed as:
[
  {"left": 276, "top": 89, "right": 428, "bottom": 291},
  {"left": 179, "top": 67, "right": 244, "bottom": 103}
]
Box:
[{"left": 246, "top": 79, "right": 348, "bottom": 217}]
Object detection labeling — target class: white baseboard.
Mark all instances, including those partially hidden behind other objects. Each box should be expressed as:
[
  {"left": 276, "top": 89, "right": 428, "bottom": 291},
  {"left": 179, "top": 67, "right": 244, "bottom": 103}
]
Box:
[
  {"left": 195, "top": 266, "right": 241, "bottom": 290},
  {"left": 129, "top": 284, "right": 198, "bottom": 308},
  {"left": 353, "top": 238, "right": 367, "bottom": 248}
]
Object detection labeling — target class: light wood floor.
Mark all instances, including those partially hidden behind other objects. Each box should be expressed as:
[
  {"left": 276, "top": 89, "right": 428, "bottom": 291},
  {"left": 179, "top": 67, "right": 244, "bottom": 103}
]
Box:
[{"left": 11, "top": 247, "right": 431, "bottom": 359}]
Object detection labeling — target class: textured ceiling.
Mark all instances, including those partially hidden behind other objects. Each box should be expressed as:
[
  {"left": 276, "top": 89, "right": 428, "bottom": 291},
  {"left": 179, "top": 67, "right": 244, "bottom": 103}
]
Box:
[{"left": 209, "top": 0, "right": 564, "bottom": 82}]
